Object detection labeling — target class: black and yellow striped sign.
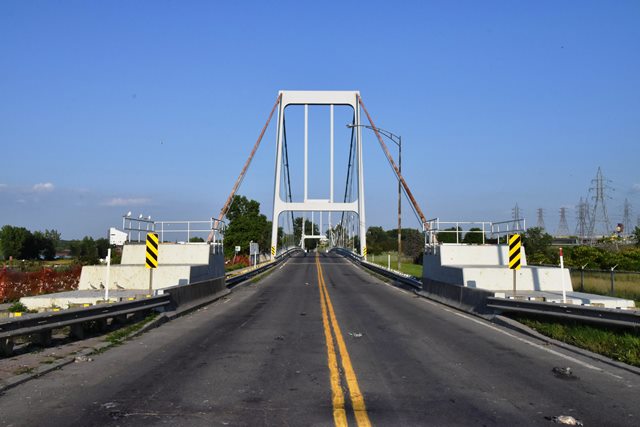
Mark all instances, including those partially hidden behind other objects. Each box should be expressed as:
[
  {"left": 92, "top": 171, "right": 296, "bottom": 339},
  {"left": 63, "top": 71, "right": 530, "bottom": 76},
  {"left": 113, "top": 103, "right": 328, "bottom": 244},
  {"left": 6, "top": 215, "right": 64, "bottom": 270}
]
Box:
[
  {"left": 271, "top": 246, "right": 276, "bottom": 256},
  {"left": 145, "top": 233, "right": 159, "bottom": 269},
  {"left": 508, "top": 234, "right": 521, "bottom": 270}
]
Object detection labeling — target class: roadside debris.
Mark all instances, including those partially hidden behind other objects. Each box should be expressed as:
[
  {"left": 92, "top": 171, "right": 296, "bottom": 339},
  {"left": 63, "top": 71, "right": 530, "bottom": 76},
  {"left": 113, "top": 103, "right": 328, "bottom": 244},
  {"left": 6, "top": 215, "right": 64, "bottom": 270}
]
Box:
[
  {"left": 101, "top": 402, "right": 118, "bottom": 409},
  {"left": 550, "top": 415, "right": 583, "bottom": 425},
  {"left": 348, "top": 332, "right": 363, "bottom": 338},
  {"left": 300, "top": 312, "right": 307, "bottom": 316},
  {"left": 552, "top": 367, "right": 577, "bottom": 380},
  {"left": 275, "top": 336, "right": 285, "bottom": 341},
  {"left": 74, "top": 355, "right": 93, "bottom": 363}
]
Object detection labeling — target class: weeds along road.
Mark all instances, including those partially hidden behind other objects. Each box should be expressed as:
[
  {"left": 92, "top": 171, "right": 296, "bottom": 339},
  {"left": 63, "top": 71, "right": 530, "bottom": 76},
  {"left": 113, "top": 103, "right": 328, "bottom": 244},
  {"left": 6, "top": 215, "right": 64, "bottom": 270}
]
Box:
[{"left": 1, "top": 252, "right": 639, "bottom": 426}]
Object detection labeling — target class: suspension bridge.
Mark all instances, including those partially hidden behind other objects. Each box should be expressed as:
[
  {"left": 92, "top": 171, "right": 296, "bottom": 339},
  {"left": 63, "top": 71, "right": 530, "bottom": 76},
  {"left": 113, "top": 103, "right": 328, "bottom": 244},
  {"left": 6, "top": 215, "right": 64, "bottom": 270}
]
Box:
[{"left": 1, "top": 91, "right": 638, "bottom": 427}]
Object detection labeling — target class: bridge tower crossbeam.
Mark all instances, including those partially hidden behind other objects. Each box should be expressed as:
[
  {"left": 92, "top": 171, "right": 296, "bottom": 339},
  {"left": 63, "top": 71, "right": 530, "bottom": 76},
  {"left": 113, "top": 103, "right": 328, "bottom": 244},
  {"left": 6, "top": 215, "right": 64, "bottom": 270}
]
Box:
[{"left": 271, "top": 91, "right": 367, "bottom": 259}]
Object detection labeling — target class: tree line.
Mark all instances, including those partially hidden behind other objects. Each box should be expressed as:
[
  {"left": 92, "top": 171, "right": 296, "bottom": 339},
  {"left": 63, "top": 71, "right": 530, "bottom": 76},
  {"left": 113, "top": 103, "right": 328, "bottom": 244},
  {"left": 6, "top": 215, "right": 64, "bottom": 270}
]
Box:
[
  {"left": 523, "top": 226, "right": 640, "bottom": 271},
  {"left": 0, "top": 225, "right": 111, "bottom": 265}
]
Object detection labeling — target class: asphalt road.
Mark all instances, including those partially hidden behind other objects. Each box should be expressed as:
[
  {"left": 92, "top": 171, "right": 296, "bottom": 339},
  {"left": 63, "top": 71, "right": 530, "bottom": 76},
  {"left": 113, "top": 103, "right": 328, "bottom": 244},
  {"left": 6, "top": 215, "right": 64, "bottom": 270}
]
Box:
[{"left": 0, "top": 252, "right": 638, "bottom": 426}]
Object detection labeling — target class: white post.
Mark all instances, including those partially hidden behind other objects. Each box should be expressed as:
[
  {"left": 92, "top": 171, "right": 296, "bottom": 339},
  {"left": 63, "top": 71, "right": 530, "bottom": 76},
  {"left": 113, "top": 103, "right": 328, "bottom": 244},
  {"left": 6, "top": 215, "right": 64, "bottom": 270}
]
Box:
[
  {"left": 387, "top": 253, "right": 391, "bottom": 269},
  {"left": 104, "top": 248, "right": 111, "bottom": 301},
  {"left": 355, "top": 102, "right": 367, "bottom": 256},
  {"left": 329, "top": 105, "right": 334, "bottom": 244},
  {"left": 270, "top": 97, "right": 284, "bottom": 260},
  {"left": 304, "top": 104, "right": 308, "bottom": 202},
  {"left": 559, "top": 247, "right": 567, "bottom": 303}
]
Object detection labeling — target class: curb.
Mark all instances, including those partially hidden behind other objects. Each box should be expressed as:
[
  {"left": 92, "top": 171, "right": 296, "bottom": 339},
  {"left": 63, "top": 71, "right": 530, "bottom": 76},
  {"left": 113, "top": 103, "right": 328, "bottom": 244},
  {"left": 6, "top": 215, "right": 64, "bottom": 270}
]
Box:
[
  {"left": 492, "top": 315, "right": 640, "bottom": 376},
  {"left": 413, "top": 290, "right": 640, "bottom": 376},
  {"left": 0, "top": 288, "right": 231, "bottom": 394}
]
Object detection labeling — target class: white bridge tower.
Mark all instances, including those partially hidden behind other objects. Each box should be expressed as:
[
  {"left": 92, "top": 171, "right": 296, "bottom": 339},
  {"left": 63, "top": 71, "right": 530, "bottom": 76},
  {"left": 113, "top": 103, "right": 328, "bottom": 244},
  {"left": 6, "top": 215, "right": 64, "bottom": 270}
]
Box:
[{"left": 270, "top": 91, "right": 367, "bottom": 259}]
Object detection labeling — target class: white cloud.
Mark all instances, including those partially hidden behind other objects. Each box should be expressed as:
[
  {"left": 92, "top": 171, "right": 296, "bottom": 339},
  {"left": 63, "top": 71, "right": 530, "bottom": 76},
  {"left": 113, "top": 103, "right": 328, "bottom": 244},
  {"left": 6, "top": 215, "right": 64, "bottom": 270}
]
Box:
[
  {"left": 102, "top": 197, "right": 151, "bottom": 207},
  {"left": 632, "top": 183, "right": 640, "bottom": 193},
  {"left": 32, "top": 182, "right": 55, "bottom": 192}
]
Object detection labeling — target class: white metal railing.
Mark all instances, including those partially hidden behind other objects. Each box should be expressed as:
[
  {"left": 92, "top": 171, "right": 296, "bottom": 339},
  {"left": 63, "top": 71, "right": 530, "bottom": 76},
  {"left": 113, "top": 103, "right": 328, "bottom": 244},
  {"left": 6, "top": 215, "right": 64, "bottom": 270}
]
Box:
[
  {"left": 424, "top": 218, "right": 527, "bottom": 253},
  {"left": 155, "top": 220, "right": 225, "bottom": 245},
  {"left": 122, "top": 217, "right": 226, "bottom": 254}
]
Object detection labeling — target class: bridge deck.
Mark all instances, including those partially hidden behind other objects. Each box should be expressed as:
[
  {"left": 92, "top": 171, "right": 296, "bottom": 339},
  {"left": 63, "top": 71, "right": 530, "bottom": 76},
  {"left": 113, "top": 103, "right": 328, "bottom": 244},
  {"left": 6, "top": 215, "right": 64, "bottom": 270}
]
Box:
[{"left": 0, "top": 252, "right": 638, "bottom": 425}]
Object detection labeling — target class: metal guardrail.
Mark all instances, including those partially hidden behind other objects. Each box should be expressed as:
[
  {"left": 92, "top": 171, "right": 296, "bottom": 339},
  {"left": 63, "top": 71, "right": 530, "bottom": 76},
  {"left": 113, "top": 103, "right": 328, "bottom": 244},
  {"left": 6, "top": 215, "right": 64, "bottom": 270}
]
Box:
[
  {"left": 225, "top": 248, "right": 301, "bottom": 288},
  {"left": 1, "top": 248, "right": 301, "bottom": 355},
  {"left": 0, "top": 295, "right": 171, "bottom": 355},
  {"left": 331, "top": 248, "right": 422, "bottom": 290},
  {"left": 487, "top": 297, "right": 640, "bottom": 328},
  {"left": 333, "top": 247, "right": 639, "bottom": 328}
]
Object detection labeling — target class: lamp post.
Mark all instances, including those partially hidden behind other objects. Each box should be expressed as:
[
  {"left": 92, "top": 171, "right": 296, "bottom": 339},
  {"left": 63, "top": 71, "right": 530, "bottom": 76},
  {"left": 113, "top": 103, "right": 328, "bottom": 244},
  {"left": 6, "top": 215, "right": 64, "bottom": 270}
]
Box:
[{"left": 347, "top": 123, "right": 402, "bottom": 271}]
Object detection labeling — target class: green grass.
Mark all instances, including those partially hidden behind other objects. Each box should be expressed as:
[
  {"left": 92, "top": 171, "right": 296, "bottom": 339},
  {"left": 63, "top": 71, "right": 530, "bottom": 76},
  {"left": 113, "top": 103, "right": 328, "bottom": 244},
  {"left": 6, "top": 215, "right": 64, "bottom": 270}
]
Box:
[
  {"left": 368, "top": 252, "right": 422, "bottom": 277},
  {"left": 105, "top": 313, "right": 158, "bottom": 345},
  {"left": 14, "top": 366, "right": 35, "bottom": 375},
  {"left": 512, "top": 314, "right": 640, "bottom": 367},
  {"left": 570, "top": 271, "right": 640, "bottom": 305}
]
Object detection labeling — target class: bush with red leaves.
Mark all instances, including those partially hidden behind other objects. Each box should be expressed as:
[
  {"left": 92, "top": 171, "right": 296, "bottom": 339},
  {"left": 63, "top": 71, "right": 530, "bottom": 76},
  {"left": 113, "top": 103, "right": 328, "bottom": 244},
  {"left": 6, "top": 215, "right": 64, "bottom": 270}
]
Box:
[{"left": 0, "top": 266, "right": 81, "bottom": 303}]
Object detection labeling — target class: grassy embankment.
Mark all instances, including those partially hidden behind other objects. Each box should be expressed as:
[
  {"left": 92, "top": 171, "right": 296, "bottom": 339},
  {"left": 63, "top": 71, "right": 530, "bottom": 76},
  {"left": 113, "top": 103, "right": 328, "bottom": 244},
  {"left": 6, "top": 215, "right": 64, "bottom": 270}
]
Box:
[
  {"left": 510, "top": 314, "right": 640, "bottom": 368},
  {"left": 366, "top": 253, "right": 640, "bottom": 367},
  {"left": 367, "top": 252, "right": 422, "bottom": 277},
  {"left": 570, "top": 270, "right": 640, "bottom": 305}
]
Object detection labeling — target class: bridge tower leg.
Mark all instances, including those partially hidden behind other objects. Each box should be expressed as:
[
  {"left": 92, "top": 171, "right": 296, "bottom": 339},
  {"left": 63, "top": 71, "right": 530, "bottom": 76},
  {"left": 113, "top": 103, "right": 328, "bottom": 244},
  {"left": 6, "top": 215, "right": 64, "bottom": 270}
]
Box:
[{"left": 270, "top": 91, "right": 367, "bottom": 260}]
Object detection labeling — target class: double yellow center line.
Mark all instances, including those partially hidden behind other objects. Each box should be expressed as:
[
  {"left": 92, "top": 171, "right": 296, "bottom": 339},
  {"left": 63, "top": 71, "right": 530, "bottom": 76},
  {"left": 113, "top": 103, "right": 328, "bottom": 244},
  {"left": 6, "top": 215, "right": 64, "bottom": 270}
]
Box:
[{"left": 315, "top": 253, "right": 371, "bottom": 427}]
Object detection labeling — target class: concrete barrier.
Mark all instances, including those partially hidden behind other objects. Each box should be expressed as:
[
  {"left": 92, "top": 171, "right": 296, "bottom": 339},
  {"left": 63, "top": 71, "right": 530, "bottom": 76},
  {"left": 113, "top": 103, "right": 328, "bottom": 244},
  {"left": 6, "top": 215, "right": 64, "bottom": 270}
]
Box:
[
  {"left": 419, "top": 279, "right": 496, "bottom": 316},
  {"left": 79, "top": 244, "right": 225, "bottom": 291},
  {"left": 423, "top": 244, "right": 572, "bottom": 292},
  {"left": 160, "top": 276, "right": 227, "bottom": 310}
]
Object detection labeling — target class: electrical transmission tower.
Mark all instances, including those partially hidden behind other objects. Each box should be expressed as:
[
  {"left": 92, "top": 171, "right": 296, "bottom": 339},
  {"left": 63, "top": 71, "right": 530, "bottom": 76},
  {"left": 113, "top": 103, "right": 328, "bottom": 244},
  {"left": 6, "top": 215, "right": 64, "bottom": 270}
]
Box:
[
  {"left": 536, "top": 208, "right": 545, "bottom": 231},
  {"left": 557, "top": 207, "right": 570, "bottom": 236},
  {"left": 512, "top": 202, "right": 523, "bottom": 230},
  {"left": 575, "top": 197, "right": 590, "bottom": 241},
  {"left": 587, "top": 167, "right": 613, "bottom": 242},
  {"left": 622, "top": 198, "right": 632, "bottom": 237}
]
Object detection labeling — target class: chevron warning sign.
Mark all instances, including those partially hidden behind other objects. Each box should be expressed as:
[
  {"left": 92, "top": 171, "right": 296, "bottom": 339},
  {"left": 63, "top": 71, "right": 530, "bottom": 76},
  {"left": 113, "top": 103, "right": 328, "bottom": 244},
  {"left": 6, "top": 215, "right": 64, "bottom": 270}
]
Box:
[
  {"left": 145, "top": 233, "right": 159, "bottom": 269},
  {"left": 508, "top": 234, "right": 521, "bottom": 270},
  {"left": 271, "top": 246, "right": 276, "bottom": 256}
]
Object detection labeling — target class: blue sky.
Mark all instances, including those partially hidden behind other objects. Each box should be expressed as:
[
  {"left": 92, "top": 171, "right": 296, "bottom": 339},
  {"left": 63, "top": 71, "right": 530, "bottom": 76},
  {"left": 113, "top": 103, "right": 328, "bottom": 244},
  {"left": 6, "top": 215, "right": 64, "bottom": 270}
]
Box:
[{"left": 1, "top": 1, "right": 639, "bottom": 239}]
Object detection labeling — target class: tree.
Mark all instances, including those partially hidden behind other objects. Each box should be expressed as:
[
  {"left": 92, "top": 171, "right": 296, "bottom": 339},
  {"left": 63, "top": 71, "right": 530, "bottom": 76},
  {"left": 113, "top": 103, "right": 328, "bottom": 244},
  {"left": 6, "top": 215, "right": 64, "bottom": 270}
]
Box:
[
  {"left": 0, "top": 225, "right": 35, "bottom": 259},
  {"left": 522, "top": 227, "right": 553, "bottom": 264},
  {"left": 43, "top": 229, "right": 61, "bottom": 250},
  {"left": 224, "top": 195, "right": 271, "bottom": 257},
  {"left": 366, "top": 226, "right": 390, "bottom": 255},
  {"left": 95, "top": 238, "right": 110, "bottom": 259},
  {"left": 402, "top": 228, "right": 424, "bottom": 259},
  {"left": 436, "top": 227, "right": 462, "bottom": 244},
  {"left": 189, "top": 236, "right": 205, "bottom": 242},
  {"left": 634, "top": 226, "right": 640, "bottom": 247},
  {"left": 33, "top": 231, "right": 56, "bottom": 260},
  {"left": 294, "top": 217, "right": 320, "bottom": 250},
  {"left": 76, "top": 237, "right": 99, "bottom": 265},
  {"left": 462, "top": 227, "right": 485, "bottom": 245}
]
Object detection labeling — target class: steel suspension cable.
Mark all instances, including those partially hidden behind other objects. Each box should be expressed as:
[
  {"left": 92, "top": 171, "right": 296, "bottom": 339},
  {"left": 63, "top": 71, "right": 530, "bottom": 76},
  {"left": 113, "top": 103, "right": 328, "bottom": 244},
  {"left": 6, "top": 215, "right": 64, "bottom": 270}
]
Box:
[
  {"left": 357, "top": 96, "right": 428, "bottom": 229},
  {"left": 208, "top": 94, "right": 281, "bottom": 242},
  {"left": 339, "top": 115, "right": 356, "bottom": 245},
  {"left": 282, "top": 116, "right": 296, "bottom": 228}
]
